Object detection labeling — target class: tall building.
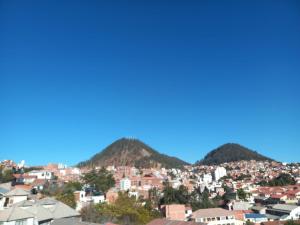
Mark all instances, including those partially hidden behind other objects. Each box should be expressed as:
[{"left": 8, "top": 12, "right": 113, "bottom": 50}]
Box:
[
  {"left": 214, "top": 167, "right": 227, "bottom": 181},
  {"left": 203, "top": 173, "right": 213, "bottom": 184}
]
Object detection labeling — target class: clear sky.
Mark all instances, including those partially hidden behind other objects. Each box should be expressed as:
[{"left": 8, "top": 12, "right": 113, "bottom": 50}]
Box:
[{"left": 1, "top": 0, "right": 300, "bottom": 166}]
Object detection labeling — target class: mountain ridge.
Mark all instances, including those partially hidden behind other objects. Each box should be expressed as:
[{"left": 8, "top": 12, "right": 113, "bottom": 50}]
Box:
[
  {"left": 77, "top": 138, "right": 190, "bottom": 169},
  {"left": 196, "top": 143, "right": 273, "bottom": 165}
]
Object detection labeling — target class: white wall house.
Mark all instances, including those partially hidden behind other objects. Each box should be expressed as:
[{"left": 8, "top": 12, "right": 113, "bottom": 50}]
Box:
[
  {"left": 120, "top": 178, "right": 131, "bottom": 191},
  {"left": 193, "top": 208, "right": 239, "bottom": 225},
  {"left": 0, "top": 197, "right": 80, "bottom": 225},
  {"left": 28, "top": 170, "right": 54, "bottom": 180},
  {"left": 203, "top": 174, "right": 213, "bottom": 184},
  {"left": 266, "top": 204, "right": 300, "bottom": 220},
  {"left": 214, "top": 167, "right": 227, "bottom": 181},
  {"left": 74, "top": 191, "right": 105, "bottom": 211},
  {"left": 1, "top": 189, "right": 29, "bottom": 209}
]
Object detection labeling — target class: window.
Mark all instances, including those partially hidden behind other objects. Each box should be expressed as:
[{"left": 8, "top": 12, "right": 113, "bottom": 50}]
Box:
[{"left": 16, "top": 219, "right": 27, "bottom": 225}]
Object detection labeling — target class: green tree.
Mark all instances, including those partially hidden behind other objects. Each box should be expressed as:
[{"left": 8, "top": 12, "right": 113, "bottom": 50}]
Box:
[
  {"left": 56, "top": 191, "right": 76, "bottom": 208},
  {"left": 0, "top": 168, "right": 14, "bottom": 183},
  {"left": 259, "top": 173, "right": 296, "bottom": 186},
  {"left": 285, "top": 220, "right": 300, "bottom": 225},
  {"left": 148, "top": 187, "right": 161, "bottom": 209},
  {"left": 237, "top": 188, "right": 247, "bottom": 200},
  {"left": 82, "top": 192, "right": 160, "bottom": 225},
  {"left": 190, "top": 187, "right": 216, "bottom": 210},
  {"left": 82, "top": 167, "right": 115, "bottom": 193},
  {"left": 160, "top": 183, "right": 189, "bottom": 205},
  {"left": 245, "top": 221, "right": 255, "bottom": 225},
  {"left": 64, "top": 181, "right": 83, "bottom": 192}
]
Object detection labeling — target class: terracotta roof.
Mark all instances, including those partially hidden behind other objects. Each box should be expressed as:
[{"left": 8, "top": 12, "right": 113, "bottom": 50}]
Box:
[{"left": 193, "top": 208, "right": 234, "bottom": 218}]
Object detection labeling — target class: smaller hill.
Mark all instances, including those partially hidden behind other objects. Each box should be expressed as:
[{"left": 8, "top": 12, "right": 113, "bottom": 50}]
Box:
[{"left": 196, "top": 143, "right": 273, "bottom": 165}]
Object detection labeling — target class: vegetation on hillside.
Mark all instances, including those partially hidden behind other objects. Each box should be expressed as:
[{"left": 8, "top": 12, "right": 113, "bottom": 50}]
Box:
[
  {"left": 196, "top": 143, "right": 272, "bottom": 165},
  {"left": 258, "top": 173, "right": 296, "bottom": 186},
  {"left": 78, "top": 138, "right": 189, "bottom": 169}
]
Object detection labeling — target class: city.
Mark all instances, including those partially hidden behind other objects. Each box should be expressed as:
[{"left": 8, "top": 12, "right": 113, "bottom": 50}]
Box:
[
  {"left": 1, "top": 0, "right": 299, "bottom": 225},
  {"left": 0, "top": 138, "right": 299, "bottom": 225}
]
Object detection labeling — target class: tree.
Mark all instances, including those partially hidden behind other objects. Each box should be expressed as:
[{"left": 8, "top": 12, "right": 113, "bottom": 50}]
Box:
[
  {"left": 0, "top": 168, "right": 14, "bottom": 183},
  {"left": 56, "top": 191, "right": 76, "bottom": 208},
  {"left": 81, "top": 192, "right": 160, "bottom": 225},
  {"left": 81, "top": 204, "right": 102, "bottom": 223},
  {"left": 160, "top": 183, "right": 189, "bottom": 205},
  {"left": 64, "top": 181, "right": 82, "bottom": 192},
  {"left": 245, "top": 221, "right": 255, "bottom": 225},
  {"left": 82, "top": 167, "right": 115, "bottom": 193},
  {"left": 148, "top": 187, "right": 161, "bottom": 209},
  {"left": 189, "top": 187, "right": 216, "bottom": 210},
  {"left": 259, "top": 173, "right": 296, "bottom": 186},
  {"left": 237, "top": 188, "right": 247, "bottom": 200},
  {"left": 285, "top": 220, "right": 300, "bottom": 225}
]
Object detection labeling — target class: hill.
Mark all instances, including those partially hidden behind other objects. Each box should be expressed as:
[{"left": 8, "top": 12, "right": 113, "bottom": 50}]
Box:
[
  {"left": 196, "top": 143, "right": 273, "bottom": 165},
  {"left": 78, "top": 138, "right": 189, "bottom": 169}
]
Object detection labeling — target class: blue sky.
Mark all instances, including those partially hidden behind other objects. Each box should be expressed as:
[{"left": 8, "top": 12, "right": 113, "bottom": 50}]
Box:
[{"left": 1, "top": 0, "right": 300, "bottom": 166}]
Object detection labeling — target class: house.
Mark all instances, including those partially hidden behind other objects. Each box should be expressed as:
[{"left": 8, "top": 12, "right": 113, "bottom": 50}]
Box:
[
  {"left": 252, "top": 206, "right": 267, "bottom": 214},
  {"left": 0, "top": 187, "right": 10, "bottom": 210},
  {"left": 0, "top": 206, "right": 35, "bottom": 225},
  {"left": 266, "top": 204, "right": 300, "bottom": 220},
  {"left": 28, "top": 170, "right": 54, "bottom": 180},
  {"left": 2, "top": 188, "right": 29, "bottom": 208},
  {"left": 161, "top": 204, "right": 186, "bottom": 221},
  {"left": 228, "top": 201, "right": 252, "bottom": 211},
  {"left": 0, "top": 197, "right": 80, "bottom": 225},
  {"left": 74, "top": 190, "right": 105, "bottom": 211},
  {"left": 13, "top": 174, "right": 37, "bottom": 185},
  {"left": 51, "top": 217, "right": 118, "bottom": 225},
  {"left": 192, "top": 208, "right": 239, "bottom": 225},
  {"left": 147, "top": 218, "right": 205, "bottom": 225},
  {"left": 244, "top": 213, "right": 268, "bottom": 223}
]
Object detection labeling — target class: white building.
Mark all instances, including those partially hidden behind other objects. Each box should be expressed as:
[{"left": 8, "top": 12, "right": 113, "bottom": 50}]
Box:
[
  {"left": 203, "top": 174, "right": 213, "bottom": 184},
  {"left": 74, "top": 190, "right": 105, "bottom": 211},
  {"left": 120, "top": 178, "right": 131, "bottom": 191},
  {"left": 266, "top": 204, "right": 300, "bottom": 220},
  {"left": 28, "top": 170, "right": 54, "bottom": 180},
  {"left": 0, "top": 189, "right": 29, "bottom": 209},
  {"left": 214, "top": 167, "right": 227, "bottom": 181},
  {"left": 193, "top": 208, "right": 240, "bottom": 225},
  {"left": 0, "top": 197, "right": 80, "bottom": 225}
]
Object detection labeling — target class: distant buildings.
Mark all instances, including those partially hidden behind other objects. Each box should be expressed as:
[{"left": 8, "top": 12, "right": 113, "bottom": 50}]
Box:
[{"left": 28, "top": 170, "right": 54, "bottom": 180}]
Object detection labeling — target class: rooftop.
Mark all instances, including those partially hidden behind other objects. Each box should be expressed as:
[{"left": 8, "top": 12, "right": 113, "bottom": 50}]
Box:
[{"left": 193, "top": 208, "right": 234, "bottom": 218}]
